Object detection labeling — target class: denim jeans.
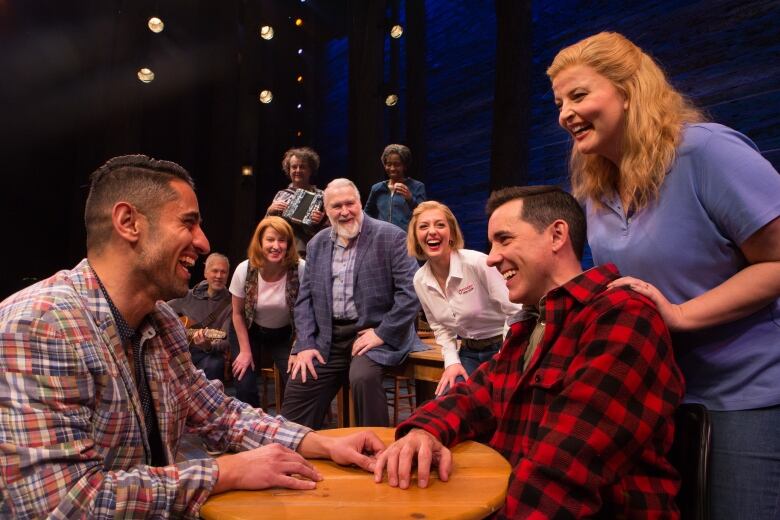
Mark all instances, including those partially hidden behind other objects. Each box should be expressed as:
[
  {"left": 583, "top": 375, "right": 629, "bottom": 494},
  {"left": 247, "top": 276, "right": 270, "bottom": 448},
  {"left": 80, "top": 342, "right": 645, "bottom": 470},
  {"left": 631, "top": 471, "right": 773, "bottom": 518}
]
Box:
[
  {"left": 444, "top": 342, "right": 503, "bottom": 391},
  {"left": 709, "top": 404, "right": 780, "bottom": 519},
  {"left": 458, "top": 342, "right": 501, "bottom": 375}
]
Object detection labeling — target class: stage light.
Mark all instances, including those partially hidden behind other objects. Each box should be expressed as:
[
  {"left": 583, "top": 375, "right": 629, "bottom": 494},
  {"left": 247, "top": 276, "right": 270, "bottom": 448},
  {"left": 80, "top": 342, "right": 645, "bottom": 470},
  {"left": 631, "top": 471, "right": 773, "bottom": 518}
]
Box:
[
  {"left": 148, "top": 17, "right": 164, "bottom": 33},
  {"left": 296, "top": 75, "right": 303, "bottom": 83},
  {"left": 385, "top": 94, "right": 398, "bottom": 106},
  {"left": 297, "top": 131, "right": 303, "bottom": 137},
  {"left": 390, "top": 25, "right": 403, "bottom": 38},
  {"left": 297, "top": 103, "right": 302, "bottom": 109},
  {"left": 298, "top": 48, "right": 304, "bottom": 55},
  {"left": 241, "top": 165, "right": 254, "bottom": 176},
  {"left": 295, "top": 18, "right": 303, "bottom": 27},
  {"left": 260, "top": 25, "right": 274, "bottom": 40},
  {"left": 258, "top": 90, "right": 273, "bottom": 103},
  {"left": 137, "top": 68, "right": 155, "bottom": 83}
]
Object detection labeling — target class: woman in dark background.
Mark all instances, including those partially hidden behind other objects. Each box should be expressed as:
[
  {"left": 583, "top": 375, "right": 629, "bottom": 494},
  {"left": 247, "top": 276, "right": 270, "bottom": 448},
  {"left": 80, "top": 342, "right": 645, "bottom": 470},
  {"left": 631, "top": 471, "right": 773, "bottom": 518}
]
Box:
[
  {"left": 365, "top": 144, "right": 427, "bottom": 231},
  {"left": 266, "top": 147, "right": 326, "bottom": 258},
  {"left": 549, "top": 31, "right": 780, "bottom": 518}
]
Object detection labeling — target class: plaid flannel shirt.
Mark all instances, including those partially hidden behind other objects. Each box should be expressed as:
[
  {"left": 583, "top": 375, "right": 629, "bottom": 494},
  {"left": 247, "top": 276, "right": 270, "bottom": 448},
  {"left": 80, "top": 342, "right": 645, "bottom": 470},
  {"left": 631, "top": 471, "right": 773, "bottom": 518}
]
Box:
[
  {"left": 398, "top": 264, "right": 685, "bottom": 519},
  {"left": 0, "top": 260, "right": 311, "bottom": 519}
]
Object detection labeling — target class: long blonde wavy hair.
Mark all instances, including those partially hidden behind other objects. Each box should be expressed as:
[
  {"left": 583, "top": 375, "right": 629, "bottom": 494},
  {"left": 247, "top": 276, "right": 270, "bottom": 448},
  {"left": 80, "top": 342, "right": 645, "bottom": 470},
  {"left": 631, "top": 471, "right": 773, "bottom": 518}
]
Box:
[{"left": 547, "top": 32, "right": 705, "bottom": 210}]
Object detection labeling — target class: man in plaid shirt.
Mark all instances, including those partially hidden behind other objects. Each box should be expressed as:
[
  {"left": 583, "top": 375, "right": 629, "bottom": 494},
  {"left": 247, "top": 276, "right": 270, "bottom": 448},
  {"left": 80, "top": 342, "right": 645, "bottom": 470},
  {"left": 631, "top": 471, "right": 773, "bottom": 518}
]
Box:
[
  {"left": 0, "top": 155, "right": 383, "bottom": 519},
  {"left": 374, "top": 186, "right": 685, "bottom": 518}
]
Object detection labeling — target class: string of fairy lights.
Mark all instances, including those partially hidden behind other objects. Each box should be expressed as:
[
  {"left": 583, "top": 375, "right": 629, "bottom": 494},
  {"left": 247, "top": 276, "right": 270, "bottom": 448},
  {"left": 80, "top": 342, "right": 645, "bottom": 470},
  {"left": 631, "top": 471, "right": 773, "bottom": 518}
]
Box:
[
  {"left": 137, "top": 16, "right": 164, "bottom": 83},
  {"left": 133, "top": 2, "right": 406, "bottom": 177}
]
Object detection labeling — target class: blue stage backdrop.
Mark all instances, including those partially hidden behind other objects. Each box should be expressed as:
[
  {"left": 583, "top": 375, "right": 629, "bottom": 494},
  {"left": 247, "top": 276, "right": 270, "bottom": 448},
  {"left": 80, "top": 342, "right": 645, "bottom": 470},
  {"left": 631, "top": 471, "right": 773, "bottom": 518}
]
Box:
[{"left": 317, "top": 0, "right": 780, "bottom": 255}]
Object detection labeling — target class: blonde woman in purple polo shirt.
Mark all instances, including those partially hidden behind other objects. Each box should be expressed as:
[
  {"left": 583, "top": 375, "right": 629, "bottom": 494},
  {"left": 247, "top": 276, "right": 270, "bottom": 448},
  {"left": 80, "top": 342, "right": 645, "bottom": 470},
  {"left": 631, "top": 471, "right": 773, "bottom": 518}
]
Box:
[
  {"left": 549, "top": 32, "right": 780, "bottom": 518},
  {"left": 408, "top": 201, "right": 523, "bottom": 396}
]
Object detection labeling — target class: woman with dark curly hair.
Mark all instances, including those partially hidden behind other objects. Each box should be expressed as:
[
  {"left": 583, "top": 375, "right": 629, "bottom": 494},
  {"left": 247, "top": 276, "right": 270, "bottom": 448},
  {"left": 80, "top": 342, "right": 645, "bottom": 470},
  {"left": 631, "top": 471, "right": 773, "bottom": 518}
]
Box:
[{"left": 267, "top": 147, "right": 327, "bottom": 257}]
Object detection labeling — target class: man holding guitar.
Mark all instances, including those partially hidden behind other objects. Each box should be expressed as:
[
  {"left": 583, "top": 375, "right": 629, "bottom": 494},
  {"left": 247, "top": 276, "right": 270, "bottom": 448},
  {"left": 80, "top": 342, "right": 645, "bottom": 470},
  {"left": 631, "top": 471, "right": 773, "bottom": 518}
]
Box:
[{"left": 169, "top": 252, "right": 232, "bottom": 381}]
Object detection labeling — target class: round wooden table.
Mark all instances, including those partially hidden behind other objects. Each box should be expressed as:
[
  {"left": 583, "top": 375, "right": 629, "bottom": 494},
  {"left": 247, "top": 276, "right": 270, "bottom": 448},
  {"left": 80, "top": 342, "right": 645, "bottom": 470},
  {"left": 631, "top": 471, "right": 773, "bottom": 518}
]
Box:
[{"left": 200, "top": 427, "right": 511, "bottom": 520}]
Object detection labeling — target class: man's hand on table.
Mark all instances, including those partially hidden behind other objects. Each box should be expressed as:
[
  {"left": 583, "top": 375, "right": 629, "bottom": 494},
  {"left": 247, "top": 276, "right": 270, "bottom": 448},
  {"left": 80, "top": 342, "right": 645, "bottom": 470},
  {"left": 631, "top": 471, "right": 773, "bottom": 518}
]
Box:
[
  {"left": 213, "top": 431, "right": 385, "bottom": 494},
  {"left": 299, "top": 430, "right": 386, "bottom": 472},
  {"left": 213, "top": 444, "right": 321, "bottom": 493},
  {"left": 373, "top": 428, "right": 452, "bottom": 489}
]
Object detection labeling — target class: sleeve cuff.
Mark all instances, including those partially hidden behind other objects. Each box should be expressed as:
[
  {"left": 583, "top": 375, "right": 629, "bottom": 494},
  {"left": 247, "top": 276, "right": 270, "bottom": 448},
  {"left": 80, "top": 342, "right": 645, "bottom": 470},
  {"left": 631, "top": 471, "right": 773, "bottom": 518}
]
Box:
[{"left": 441, "top": 343, "right": 461, "bottom": 368}]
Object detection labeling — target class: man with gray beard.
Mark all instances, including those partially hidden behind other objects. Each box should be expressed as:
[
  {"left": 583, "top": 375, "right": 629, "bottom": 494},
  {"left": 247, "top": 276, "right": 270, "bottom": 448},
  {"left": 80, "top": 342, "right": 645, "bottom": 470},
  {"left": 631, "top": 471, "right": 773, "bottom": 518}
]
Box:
[{"left": 282, "top": 178, "right": 424, "bottom": 428}]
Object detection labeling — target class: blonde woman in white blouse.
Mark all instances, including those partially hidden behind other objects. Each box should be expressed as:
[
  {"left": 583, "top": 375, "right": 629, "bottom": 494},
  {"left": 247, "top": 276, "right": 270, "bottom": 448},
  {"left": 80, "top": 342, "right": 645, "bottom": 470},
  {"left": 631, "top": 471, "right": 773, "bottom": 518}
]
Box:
[{"left": 408, "top": 201, "right": 523, "bottom": 395}]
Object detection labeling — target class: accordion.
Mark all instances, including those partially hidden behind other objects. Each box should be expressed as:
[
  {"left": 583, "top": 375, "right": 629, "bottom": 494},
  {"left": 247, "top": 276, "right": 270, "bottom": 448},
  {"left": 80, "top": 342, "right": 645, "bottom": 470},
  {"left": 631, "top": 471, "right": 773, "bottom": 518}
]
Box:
[{"left": 281, "top": 189, "right": 324, "bottom": 225}]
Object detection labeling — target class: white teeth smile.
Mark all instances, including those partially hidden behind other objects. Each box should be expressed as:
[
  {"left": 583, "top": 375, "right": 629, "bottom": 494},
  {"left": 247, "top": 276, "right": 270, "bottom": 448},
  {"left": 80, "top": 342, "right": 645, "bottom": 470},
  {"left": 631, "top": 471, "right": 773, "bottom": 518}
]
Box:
[
  {"left": 571, "top": 123, "right": 592, "bottom": 135},
  {"left": 426, "top": 239, "right": 441, "bottom": 247},
  {"left": 502, "top": 269, "right": 517, "bottom": 281},
  {"left": 179, "top": 256, "right": 195, "bottom": 268}
]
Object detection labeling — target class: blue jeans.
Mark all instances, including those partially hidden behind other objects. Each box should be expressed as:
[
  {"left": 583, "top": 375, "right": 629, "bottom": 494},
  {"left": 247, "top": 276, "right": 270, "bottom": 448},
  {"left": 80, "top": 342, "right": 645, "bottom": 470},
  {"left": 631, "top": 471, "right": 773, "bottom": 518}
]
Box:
[
  {"left": 458, "top": 343, "right": 501, "bottom": 375},
  {"left": 441, "top": 343, "right": 501, "bottom": 393},
  {"left": 709, "top": 404, "right": 780, "bottom": 519}
]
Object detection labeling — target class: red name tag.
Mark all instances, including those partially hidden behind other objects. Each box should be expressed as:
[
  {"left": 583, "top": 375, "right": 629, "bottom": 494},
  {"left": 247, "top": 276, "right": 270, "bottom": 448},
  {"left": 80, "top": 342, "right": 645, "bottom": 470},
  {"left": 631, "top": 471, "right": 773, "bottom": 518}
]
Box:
[{"left": 458, "top": 283, "right": 475, "bottom": 295}]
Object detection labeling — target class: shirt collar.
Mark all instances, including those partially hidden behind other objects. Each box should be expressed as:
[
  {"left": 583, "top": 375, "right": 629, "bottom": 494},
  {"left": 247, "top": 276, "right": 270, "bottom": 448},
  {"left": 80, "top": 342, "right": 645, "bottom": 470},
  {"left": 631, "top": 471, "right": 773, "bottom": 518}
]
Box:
[
  {"left": 513, "top": 264, "right": 619, "bottom": 324},
  {"left": 89, "top": 263, "right": 159, "bottom": 345},
  {"left": 550, "top": 263, "right": 620, "bottom": 306},
  {"left": 90, "top": 265, "right": 136, "bottom": 343}
]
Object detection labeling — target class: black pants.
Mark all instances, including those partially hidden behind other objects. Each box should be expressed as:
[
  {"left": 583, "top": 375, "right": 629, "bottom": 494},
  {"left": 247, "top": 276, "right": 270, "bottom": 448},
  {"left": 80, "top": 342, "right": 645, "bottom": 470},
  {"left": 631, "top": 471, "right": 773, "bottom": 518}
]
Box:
[
  {"left": 281, "top": 321, "right": 388, "bottom": 429},
  {"left": 229, "top": 323, "right": 292, "bottom": 408}
]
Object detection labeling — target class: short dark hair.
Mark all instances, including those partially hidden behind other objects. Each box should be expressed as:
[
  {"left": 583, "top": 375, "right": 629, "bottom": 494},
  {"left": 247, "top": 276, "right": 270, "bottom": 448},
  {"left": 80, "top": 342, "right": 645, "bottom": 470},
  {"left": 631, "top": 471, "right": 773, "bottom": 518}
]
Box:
[
  {"left": 486, "top": 185, "right": 586, "bottom": 260},
  {"left": 381, "top": 144, "right": 412, "bottom": 168},
  {"left": 84, "top": 154, "right": 194, "bottom": 252}
]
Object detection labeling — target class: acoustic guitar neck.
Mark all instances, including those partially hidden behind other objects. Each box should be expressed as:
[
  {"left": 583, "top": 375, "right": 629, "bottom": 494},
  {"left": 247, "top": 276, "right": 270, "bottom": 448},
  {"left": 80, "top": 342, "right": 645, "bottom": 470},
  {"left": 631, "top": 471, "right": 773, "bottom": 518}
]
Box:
[{"left": 179, "top": 315, "right": 227, "bottom": 340}]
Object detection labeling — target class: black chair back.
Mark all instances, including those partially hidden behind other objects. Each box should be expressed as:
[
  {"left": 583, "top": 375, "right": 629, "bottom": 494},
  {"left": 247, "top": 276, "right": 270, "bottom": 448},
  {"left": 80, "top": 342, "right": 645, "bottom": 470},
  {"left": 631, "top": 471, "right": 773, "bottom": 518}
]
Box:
[{"left": 669, "top": 403, "right": 711, "bottom": 520}]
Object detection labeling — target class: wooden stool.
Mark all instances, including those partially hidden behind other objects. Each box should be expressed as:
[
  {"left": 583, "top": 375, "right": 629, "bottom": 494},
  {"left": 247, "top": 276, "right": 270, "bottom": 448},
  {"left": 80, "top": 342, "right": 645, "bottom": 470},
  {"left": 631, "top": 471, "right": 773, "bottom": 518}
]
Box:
[
  {"left": 260, "top": 366, "right": 282, "bottom": 412},
  {"left": 386, "top": 375, "right": 416, "bottom": 426},
  {"left": 335, "top": 382, "right": 354, "bottom": 427}
]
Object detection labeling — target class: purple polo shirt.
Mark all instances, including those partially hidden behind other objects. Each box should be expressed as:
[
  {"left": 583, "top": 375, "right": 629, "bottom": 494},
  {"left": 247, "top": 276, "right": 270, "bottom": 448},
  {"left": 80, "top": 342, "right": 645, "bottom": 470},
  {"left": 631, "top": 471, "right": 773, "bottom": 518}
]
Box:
[{"left": 586, "top": 123, "right": 780, "bottom": 411}]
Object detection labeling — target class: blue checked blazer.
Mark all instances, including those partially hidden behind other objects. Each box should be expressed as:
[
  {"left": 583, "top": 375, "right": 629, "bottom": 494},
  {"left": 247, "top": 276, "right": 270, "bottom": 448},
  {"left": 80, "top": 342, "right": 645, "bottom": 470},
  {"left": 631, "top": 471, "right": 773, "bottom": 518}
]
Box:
[{"left": 292, "top": 213, "right": 424, "bottom": 366}]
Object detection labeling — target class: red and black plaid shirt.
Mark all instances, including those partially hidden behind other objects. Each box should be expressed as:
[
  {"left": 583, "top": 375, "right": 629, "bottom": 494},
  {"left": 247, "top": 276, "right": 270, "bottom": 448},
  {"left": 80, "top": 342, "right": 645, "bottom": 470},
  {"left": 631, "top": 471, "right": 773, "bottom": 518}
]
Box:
[{"left": 398, "top": 264, "right": 685, "bottom": 519}]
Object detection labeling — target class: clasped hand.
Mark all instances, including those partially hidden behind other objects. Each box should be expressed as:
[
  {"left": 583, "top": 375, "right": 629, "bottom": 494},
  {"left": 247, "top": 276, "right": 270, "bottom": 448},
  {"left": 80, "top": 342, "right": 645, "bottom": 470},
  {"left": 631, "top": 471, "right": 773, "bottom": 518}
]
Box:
[{"left": 393, "top": 182, "right": 412, "bottom": 201}]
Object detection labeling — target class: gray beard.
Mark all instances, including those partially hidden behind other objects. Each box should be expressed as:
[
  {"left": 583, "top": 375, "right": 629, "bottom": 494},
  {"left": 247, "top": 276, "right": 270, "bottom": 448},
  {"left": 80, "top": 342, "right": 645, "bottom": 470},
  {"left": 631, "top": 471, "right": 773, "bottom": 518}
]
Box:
[
  {"left": 336, "top": 224, "right": 359, "bottom": 241},
  {"left": 331, "top": 219, "right": 360, "bottom": 241}
]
